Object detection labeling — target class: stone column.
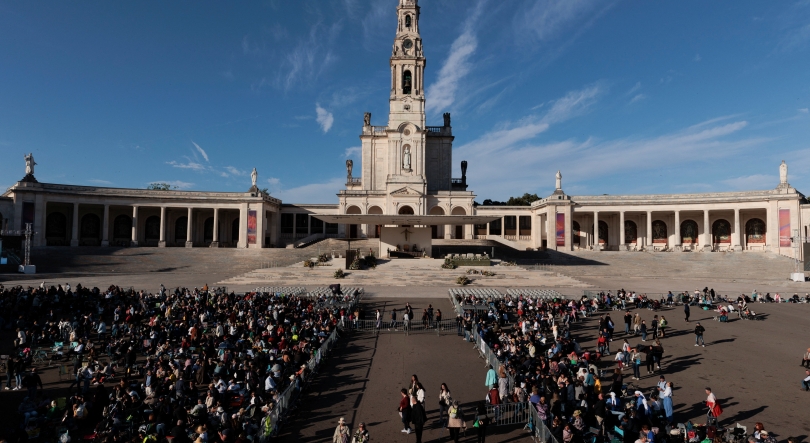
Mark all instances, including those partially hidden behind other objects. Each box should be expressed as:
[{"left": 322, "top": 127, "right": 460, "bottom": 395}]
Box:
[
  {"left": 733, "top": 208, "right": 742, "bottom": 251},
  {"left": 131, "top": 206, "right": 139, "bottom": 246},
  {"left": 237, "top": 203, "right": 248, "bottom": 248},
  {"left": 502, "top": 216, "right": 506, "bottom": 239},
  {"left": 703, "top": 210, "right": 711, "bottom": 252},
  {"left": 210, "top": 208, "right": 219, "bottom": 247},
  {"left": 185, "top": 207, "right": 193, "bottom": 248},
  {"left": 71, "top": 203, "right": 79, "bottom": 247},
  {"left": 619, "top": 211, "right": 626, "bottom": 250},
  {"left": 158, "top": 207, "right": 166, "bottom": 247},
  {"left": 593, "top": 211, "right": 600, "bottom": 251},
  {"left": 445, "top": 223, "right": 452, "bottom": 239},
  {"left": 564, "top": 205, "right": 573, "bottom": 251},
  {"left": 546, "top": 211, "right": 555, "bottom": 251},
  {"left": 674, "top": 210, "right": 681, "bottom": 251},
  {"left": 646, "top": 211, "right": 652, "bottom": 251},
  {"left": 101, "top": 204, "right": 110, "bottom": 247}
]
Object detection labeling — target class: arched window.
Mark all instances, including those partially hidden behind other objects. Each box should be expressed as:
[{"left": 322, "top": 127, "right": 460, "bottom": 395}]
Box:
[
  {"left": 591, "top": 221, "right": 608, "bottom": 244},
  {"left": 745, "top": 218, "right": 766, "bottom": 243},
  {"left": 405, "top": 15, "right": 412, "bottom": 28},
  {"left": 398, "top": 205, "right": 415, "bottom": 215},
  {"left": 346, "top": 205, "right": 362, "bottom": 215},
  {"left": 572, "top": 221, "right": 581, "bottom": 245},
  {"left": 624, "top": 220, "right": 637, "bottom": 244},
  {"left": 204, "top": 217, "right": 215, "bottom": 242},
  {"left": 175, "top": 217, "right": 188, "bottom": 242},
  {"left": 113, "top": 215, "right": 131, "bottom": 239},
  {"left": 80, "top": 214, "right": 101, "bottom": 239},
  {"left": 402, "top": 70, "right": 412, "bottom": 95},
  {"left": 145, "top": 216, "right": 160, "bottom": 241},
  {"left": 712, "top": 219, "right": 731, "bottom": 244},
  {"left": 680, "top": 220, "right": 699, "bottom": 244},
  {"left": 652, "top": 220, "right": 667, "bottom": 243},
  {"left": 46, "top": 212, "right": 68, "bottom": 239}
]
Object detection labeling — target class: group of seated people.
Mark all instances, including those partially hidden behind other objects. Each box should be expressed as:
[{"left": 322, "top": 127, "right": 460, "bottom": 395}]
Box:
[{"left": 1, "top": 282, "right": 349, "bottom": 443}]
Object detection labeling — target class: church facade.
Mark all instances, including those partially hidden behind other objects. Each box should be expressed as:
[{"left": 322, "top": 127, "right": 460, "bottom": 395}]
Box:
[{"left": 1, "top": 0, "right": 808, "bottom": 261}]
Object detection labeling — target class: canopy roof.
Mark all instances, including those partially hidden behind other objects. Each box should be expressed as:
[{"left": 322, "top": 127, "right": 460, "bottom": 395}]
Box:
[{"left": 312, "top": 214, "right": 501, "bottom": 225}]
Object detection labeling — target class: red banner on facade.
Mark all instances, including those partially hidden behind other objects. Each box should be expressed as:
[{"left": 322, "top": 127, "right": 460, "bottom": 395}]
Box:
[
  {"left": 247, "top": 210, "right": 257, "bottom": 245},
  {"left": 779, "top": 208, "right": 791, "bottom": 247},
  {"left": 556, "top": 213, "right": 565, "bottom": 246}
]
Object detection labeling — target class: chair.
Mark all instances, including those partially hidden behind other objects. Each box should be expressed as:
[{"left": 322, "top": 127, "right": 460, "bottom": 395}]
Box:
[
  {"left": 58, "top": 364, "right": 71, "bottom": 381},
  {"left": 403, "top": 244, "right": 410, "bottom": 252}
]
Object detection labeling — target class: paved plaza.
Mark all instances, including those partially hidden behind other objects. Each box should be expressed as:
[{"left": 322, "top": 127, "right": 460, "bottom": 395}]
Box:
[{"left": 2, "top": 247, "right": 810, "bottom": 442}]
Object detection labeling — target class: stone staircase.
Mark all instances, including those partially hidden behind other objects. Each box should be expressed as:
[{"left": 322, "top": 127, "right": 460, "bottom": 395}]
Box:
[
  {"left": 218, "top": 257, "right": 591, "bottom": 288},
  {"left": 541, "top": 250, "right": 797, "bottom": 282}
]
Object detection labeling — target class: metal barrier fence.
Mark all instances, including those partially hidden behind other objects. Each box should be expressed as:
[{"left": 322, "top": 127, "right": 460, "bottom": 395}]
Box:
[
  {"left": 269, "top": 325, "right": 342, "bottom": 436},
  {"left": 487, "top": 401, "right": 531, "bottom": 426},
  {"left": 529, "top": 402, "right": 558, "bottom": 443},
  {"left": 504, "top": 288, "right": 563, "bottom": 298},
  {"left": 348, "top": 318, "right": 459, "bottom": 335}
]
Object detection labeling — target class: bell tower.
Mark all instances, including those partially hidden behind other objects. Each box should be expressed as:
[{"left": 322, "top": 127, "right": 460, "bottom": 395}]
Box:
[{"left": 389, "top": 0, "right": 426, "bottom": 129}]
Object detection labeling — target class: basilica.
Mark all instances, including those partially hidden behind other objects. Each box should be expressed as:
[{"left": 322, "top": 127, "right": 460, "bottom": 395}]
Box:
[{"left": 1, "top": 0, "right": 808, "bottom": 263}]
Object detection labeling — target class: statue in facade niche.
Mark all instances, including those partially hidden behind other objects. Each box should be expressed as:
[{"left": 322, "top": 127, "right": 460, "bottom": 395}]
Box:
[
  {"left": 443, "top": 112, "right": 451, "bottom": 127},
  {"left": 24, "top": 153, "right": 36, "bottom": 175},
  {"left": 403, "top": 147, "right": 411, "bottom": 170},
  {"left": 363, "top": 112, "right": 371, "bottom": 127},
  {"left": 780, "top": 160, "right": 788, "bottom": 185},
  {"left": 251, "top": 168, "right": 258, "bottom": 187},
  {"left": 346, "top": 159, "right": 353, "bottom": 178}
]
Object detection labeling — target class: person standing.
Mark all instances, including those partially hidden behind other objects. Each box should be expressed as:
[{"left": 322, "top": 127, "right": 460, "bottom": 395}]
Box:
[
  {"left": 411, "top": 395, "right": 427, "bottom": 443},
  {"left": 660, "top": 382, "right": 674, "bottom": 423},
  {"left": 399, "top": 388, "right": 412, "bottom": 434},
  {"left": 351, "top": 422, "right": 369, "bottom": 443},
  {"left": 802, "top": 369, "right": 810, "bottom": 392},
  {"left": 802, "top": 348, "right": 810, "bottom": 368},
  {"left": 23, "top": 368, "right": 43, "bottom": 399},
  {"left": 474, "top": 403, "right": 490, "bottom": 443},
  {"left": 633, "top": 313, "right": 642, "bottom": 335},
  {"left": 623, "top": 311, "right": 632, "bottom": 335},
  {"left": 4, "top": 356, "right": 16, "bottom": 390},
  {"left": 684, "top": 303, "right": 690, "bottom": 323},
  {"left": 694, "top": 323, "right": 706, "bottom": 347},
  {"left": 403, "top": 310, "right": 410, "bottom": 334},
  {"left": 485, "top": 365, "right": 497, "bottom": 387},
  {"left": 640, "top": 320, "right": 648, "bottom": 341},
  {"left": 438, "top": 383, "right": 452, "bottom": 428},
  {"left": 447, "top": 400, "right": 466, "bottom": 443},
  {"left": 333, "top": 417, "right": 351, "bottom": 443}
]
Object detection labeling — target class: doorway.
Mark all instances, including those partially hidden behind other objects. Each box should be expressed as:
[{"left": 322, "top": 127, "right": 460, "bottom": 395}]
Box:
[
  {"left": 349, "top": 224, "right": 358, "bottom": 238},
  {"left": 455, "top": 225, "right": 463, "bottom": 239}
]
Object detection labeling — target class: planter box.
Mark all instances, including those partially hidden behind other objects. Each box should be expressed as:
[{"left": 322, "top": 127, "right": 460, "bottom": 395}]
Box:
[{"left": 452, "top": 259, "right": 491, "bottom": 267}]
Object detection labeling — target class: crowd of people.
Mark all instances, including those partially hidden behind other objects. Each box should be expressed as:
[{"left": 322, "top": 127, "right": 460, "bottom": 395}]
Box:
[
  {"left": 0, "top": 282, "right": 355, "bottom": 443},
  {"left": 464, "top": 288, "right": 791, "bottom": 443}
]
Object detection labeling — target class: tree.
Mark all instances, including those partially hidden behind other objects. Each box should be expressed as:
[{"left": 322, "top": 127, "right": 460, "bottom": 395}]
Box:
[
  {"left": 147, "top": 182, "right": 177, "bottom": 191},
  {"left": 259, "top": 187, "right": 269, "bottom": 195},
  {"left": 480, "top": 193, "right": 541, "bottom": 206}
]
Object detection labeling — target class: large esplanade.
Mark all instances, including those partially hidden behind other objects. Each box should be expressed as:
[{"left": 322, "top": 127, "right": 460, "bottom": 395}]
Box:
[{"left": 1, "top": 0, "right": 808, "bottom": 262}]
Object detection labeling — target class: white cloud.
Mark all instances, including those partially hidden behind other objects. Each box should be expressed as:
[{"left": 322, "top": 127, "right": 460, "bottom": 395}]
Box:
[
  {"left": 627, "top": 82, "right": 642, "bottom": 95},
  {"left": 278, "top": 22, "right": 340, "bottom": 91},
  {"left": 694, "top": 53, "right": 702, "bottom": 62},
  {"left": 225, "top": 166, "right": 246, "bottom": 176},
  {"left": 426, "top": 0, "right": 485, "bottom": 114},
  {"left": 266, "top": 177, "right": 280, "bottom": 186},
  {"left": 315, "top": 103, "right": 334, "bottom": 133},
  {"left": 87, "top": 179, "right": 113, "bottom": 185},
  {"left": 629, "top": 94, "right": 646, "bottom": 104},
  {"left": 799, "top": 108, "right": 809, "bottom": 113},
  {"left": 344, "top": 146, "right": 361, "bottom": 158},
  {"left": 274, "top": 177, "right": 344, "bottom": 203},
  {"left": 721, "top": 174, "right": 774, "bottom": 190},
  {"left": 542, "top": 84, "right": 602, "bottom": 124},
  {"left": 167, "top": 160, "right": 208, "bottom": 172},
  {"left": 516, "top": 0, "right": 606, "bottom": 43},
  {"left": 192, "top": 141, "right": 209, "bottom": 162}
]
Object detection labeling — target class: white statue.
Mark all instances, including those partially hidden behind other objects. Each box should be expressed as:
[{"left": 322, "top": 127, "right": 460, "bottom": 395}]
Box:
[
  {"left": 24, "top": 153, "right": 36, "bottom": 175},
  {"left": 403, "top": 147, "right": 411, "bottom": 170},
  {"left": 251, "top": 168, "right": 258, "bottom": 187},
  {"left": 780, "top": 160, "right": 787, "bottom": 185},
  {"left": 555, "top": 170, "right": 562, "bottom": 190}
]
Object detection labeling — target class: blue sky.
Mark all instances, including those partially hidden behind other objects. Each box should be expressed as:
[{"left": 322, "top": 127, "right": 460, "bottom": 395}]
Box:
[{"left": 1, "top": 0, "right": 809, "bottom": 203}]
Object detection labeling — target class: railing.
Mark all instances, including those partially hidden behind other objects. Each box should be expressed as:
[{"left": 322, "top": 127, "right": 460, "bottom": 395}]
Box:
[
  {"left": 451, "top": 178, "right": 463, "bottom": 184},
  {"left": 346, "top": 178, "right": 362, "bottom": 186},
  {"left": 426, "top": 126, "right": 443, "bottom": 133},
  {"left": 0, "top": 230, "right": 26, "bottom": 236},
  {"left": 371, "top": 126, "right": 387, "bottom": 134}
]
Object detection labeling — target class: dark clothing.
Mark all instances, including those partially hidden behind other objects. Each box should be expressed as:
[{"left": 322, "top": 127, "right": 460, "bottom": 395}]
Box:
[{"left": 412, "top": 403, "right": 427, "bottom": 443}]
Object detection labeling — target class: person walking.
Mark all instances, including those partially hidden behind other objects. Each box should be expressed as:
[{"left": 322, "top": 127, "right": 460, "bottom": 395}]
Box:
[
  {"left": 640, "top": 320, "right": 648, "bottom": 341},
  {"left": 389, "top": 309, "right": 397, "bottom": 331},
  {"left": 351, "top": 422, "right": 369, "bottom": 443},
  {"left": 411, "top": 395, "right": 427, "bottom": 443},
  {"left": 474, "top": 402, "right": 491, "bottom": 443},
  {"left": 485, "top": 365, "right": 496, "bottom": 387},
  {"left": 684, "top": 303, "right": 690, "bottom": 322},
  {"left": 694, "top": 323, "right": 706, "bottom": 347},
  {"left": 438, "top": 383, "right": 452, "bottom": 428},
  {"left": 447, "top": 400, "right": 466, "bottom": 443},
  {"left": 631, "top": 348, "right": 642, "bottom": 380},
  {"left": 333, "top": 417, "right": 351, "bottom": 443},
  {"left": 623, "top": 311, "right": 632, "bottom": 335},
  {"left": 633, "top": 313, "right": 642, "bottom": 335},
  {"left": 705, "top": 387, "right": 722, "bottom": 424},
  {"left": 23, "top": 368, "right": 43, "bottom": 399},
  {"left": 399, "top": 388, "right": 412, "bottom": 434}
]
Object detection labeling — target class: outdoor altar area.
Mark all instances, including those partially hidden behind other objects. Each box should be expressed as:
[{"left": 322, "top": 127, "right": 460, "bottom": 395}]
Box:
[{"left": 380, "top": 226, "right": 431, "bottom": 258}]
